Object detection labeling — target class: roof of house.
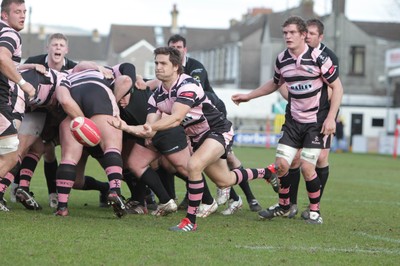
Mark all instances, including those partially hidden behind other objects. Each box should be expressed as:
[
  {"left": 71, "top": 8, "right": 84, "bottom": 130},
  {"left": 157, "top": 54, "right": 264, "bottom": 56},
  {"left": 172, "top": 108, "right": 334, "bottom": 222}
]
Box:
[
  {"left": 20, "top": 32, "right": 108, "bottom": 62},
  {"left": 108, "top": 24, "right": 230, "bottom": 54},
  {"left": 353, "top": 21, "right": 400, "bottom": 41}
]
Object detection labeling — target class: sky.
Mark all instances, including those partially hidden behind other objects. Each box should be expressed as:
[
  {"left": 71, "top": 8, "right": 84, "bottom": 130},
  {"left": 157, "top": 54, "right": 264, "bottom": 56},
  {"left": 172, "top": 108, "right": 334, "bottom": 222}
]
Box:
[{"left": 25, "top": 0, "right": 400, "bottom": 34}]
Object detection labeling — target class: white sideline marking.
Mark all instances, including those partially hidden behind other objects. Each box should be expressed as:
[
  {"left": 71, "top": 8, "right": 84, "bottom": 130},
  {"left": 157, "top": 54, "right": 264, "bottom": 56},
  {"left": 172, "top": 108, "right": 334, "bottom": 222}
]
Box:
[
  {"left": 236, "top": 245, "right": 400, "bottom": 255},
  {"left": 357, "top": 232, "right": 400, "bottom": 244}
]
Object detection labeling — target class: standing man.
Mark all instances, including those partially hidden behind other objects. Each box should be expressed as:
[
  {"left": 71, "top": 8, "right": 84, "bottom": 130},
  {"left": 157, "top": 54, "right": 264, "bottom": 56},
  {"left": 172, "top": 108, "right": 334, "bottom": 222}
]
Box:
[
  {"left": 277, "top": 18, "right": 340, "bottom": 219},
  {"left": 0, "top": 0, "right": 35, "bottom": 211},
  {"left": 232, "top": 16, "right": 343, "bottom": 224}
]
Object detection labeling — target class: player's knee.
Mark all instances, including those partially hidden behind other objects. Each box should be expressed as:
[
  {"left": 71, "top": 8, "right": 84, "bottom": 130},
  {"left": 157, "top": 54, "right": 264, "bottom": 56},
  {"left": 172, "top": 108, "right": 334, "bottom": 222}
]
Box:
[
  {"left": 316, "top": 149, "right": 329, "bottom": 167},
  {"left": 276, "top": 144, "right": 297, "bottom": 167},
  {"left": 186, "top": 159, "right": 203, "bottom": 178},
  {"left": 275, "top": 158, "right": 290, "bottom": 177},
  {"left": 300, "top": 148, "right": 322, "bottom": 166}
]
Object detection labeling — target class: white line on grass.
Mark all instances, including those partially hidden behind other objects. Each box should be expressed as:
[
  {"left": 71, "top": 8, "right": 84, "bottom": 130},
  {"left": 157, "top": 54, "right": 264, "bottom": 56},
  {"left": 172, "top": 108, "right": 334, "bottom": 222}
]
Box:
[
  {"left": 236, "top": 245, "right": 400, "bottom": 255},
  {"left": 356, "top": 232, "right": 400, "bottom": 244}
]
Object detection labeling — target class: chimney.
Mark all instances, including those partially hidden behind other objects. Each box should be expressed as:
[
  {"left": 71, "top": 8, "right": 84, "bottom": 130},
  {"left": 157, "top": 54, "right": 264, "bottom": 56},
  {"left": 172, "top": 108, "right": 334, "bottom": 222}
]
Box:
[
  {"left": 229, "top": 18, "right": 239, "bottom": 27},
  {"left": 332, "top": 0, "right": 346, "bottom": 14},
  {"left": 92, "top": 29, "right": 101, "bottom": 43},
  {"left": 249, "top": 7, "right": 273, "bottom": 16},
  {"left": 301, "top": 0, "right": 314, "bottom": 19},
  {"left": 171, "top": 4, "right": 179, "bottom": 34},
  {"left": 38, "top": 25, "right": 46, "bottom": 40}
]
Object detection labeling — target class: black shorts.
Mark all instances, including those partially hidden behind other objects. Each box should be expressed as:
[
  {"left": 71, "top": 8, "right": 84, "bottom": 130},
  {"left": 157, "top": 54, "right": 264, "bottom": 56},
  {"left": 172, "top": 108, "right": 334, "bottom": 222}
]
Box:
[
  {"left": 70, "top": 81, "right": 114, "bottom": 117},
  {"left": 279, "top": 116, "right": 331, "bottom": 149},
  {"left": 192, "top": 130, "right": 233, "bottom": 159},
  {"left": 151, "top": 126, "right": 188, "bottom": 155}
]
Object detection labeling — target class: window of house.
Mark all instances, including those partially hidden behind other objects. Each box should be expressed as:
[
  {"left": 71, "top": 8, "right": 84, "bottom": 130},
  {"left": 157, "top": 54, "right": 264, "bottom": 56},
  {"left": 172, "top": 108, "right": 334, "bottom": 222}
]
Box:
[
  {"left": 371, "top": 118, "right": 384, "bottom": 127},
  {"left": 349, "top": 46, "right": 365, "bottom": 76}
]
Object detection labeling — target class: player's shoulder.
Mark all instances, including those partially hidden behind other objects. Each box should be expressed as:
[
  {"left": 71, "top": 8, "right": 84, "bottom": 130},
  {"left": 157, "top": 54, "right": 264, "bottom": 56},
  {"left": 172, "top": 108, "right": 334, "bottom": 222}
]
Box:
[
  {"left": 64, "top": 58, "right": 77, "bottom": 69},
  {"left": 24, "top": 54, "right": 47, "bottom": 64},
  {"left": 187, "top": 57, "right": 205, "bottom": 68}
]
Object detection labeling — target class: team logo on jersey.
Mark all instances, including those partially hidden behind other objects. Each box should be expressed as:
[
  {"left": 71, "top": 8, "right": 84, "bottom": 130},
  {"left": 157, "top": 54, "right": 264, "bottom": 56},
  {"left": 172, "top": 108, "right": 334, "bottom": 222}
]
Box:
[
  {"left": 328, "top": 65, "right": 336, "bottom": 75},
  {"left": 193, "top": 75, "right": 201, "bottom": 83},
  {"left": 179, "top": 91, "right": 195, "bottom": 98},
  {"left": 318, "top": 54, "right": 328, "bottom": 64},
  {"left": 290, "top": 83, "right": 312, "bottom": 91}
]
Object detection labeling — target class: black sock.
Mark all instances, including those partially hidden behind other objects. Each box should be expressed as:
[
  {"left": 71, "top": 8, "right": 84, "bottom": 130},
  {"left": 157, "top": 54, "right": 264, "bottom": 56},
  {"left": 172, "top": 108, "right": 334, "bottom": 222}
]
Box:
[
  {"left": 157, "top": 167, "right": 176, "bottom": 199},
  {"left": 229, "top": 187, "right": 240, "bottom": 201},
  {"left": 175, "top": 172, "right": 188, "bottom": 200},
  {"left": 238, "top": 181, "right": 255, "bottom": 202},
  {"left": 140, "top": 167, "right": 170, "bottom": 204},
  {"left": 123, "top": 169, "right": 137, "bottom": 198},
  {"left": 81, "top": 176, "right": 109, "bottom": 192},
  {"left": 316, "top": 166, "right": 329, "bottom": 199},
  {"left": 288, "top": 167, "right": 301, "bottom": 205},
  {"left": 44, "top": 159, "right": 58, "bottom": 194},
  {"left": 278, "top": 173, "right": 291, "bottom": 210},
  {"left": 13, "top": 172, "right": 20, "bottom": 185},
  {"left": 201, "top": 174, "right": 214, "bottom": 205},
  {"left": 131, "top": 178, "right": 147, "bottom": 206},
  {"left": 305, "top": 175, "right": 321, "bottom": 213},
  {"left": 186, "top": 179, "right": 203, "bottom": 224}
]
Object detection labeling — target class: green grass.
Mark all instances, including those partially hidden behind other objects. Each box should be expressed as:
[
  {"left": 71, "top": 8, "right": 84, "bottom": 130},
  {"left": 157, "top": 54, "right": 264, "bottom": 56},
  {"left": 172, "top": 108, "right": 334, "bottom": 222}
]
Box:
[{"left": 1, "top": 147, "right": 399, "bottom": 265}]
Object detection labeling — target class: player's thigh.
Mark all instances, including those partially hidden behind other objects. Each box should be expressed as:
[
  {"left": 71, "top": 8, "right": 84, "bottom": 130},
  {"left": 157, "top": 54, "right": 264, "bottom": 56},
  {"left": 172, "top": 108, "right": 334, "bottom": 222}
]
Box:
[
  {"left": 91, "top": 114, "right": 122, "bottom": 151},
  {"left": 204, "top": 158, "right": 233, "bottom": 188},
  {"left": 59, "top": 118, "right": 83, "bottom": 163},
  {"left": 188, "top": 138, "right": 224, "bottom": 174},
  {"left": 163, "top": 147, "right": 191, "bottom": 176},
  {"left": 126, "top": 142, "right": 159, "bottom": 176}
]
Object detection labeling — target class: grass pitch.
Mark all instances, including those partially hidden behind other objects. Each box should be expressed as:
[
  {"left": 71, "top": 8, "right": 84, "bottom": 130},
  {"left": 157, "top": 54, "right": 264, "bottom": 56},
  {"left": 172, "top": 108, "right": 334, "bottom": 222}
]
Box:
[{"left": 1, "top": 147, "right": 399, "bottom": 265}]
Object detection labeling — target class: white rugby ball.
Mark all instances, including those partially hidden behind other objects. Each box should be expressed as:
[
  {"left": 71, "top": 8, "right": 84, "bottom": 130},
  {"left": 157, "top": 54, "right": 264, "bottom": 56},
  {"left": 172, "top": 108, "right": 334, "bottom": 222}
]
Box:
[{"left": 70, "top": 117, "right": 101, "bottom": 147}]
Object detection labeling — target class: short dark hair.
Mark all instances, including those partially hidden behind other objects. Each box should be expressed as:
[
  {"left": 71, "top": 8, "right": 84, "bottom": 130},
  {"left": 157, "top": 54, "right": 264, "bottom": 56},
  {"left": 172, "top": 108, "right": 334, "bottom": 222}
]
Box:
[
  {"left": 282, "top": 16, "right": 307, "bottom": 34},
  {"left": 167, "top": 34, "right": 186, "bottom": 47},
  {"left": 154, "top": 46, "right": 183, "bottom": 74},
  {"left": 306, "top": 18, "right": 324, "bottom": 35},
  {"left": 1, "top": 0, "right": 25, "bottom": 14}
]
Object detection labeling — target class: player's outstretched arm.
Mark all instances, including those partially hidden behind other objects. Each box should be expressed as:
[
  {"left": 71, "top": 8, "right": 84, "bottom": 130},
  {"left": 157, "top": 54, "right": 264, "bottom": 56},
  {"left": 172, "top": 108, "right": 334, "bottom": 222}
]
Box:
[{"left": 231, "top": 79, "right": 277, "bottom": 105}]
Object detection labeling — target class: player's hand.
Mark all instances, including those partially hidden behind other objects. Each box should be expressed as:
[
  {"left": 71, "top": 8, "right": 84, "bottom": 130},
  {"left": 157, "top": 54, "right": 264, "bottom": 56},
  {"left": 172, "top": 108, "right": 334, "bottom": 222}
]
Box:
[
  {"left": 20, "top": 82, "right": 36, "bottom": 101},
  {"left": 108, "top": 115, "right": 126, "bottom": 130},
  {"left": 321, "top": 117, "right": 336, "bottom": 135},
  {"left": 231, "top": 94, "right": 249, "bottom": 105},
  {"left": 134, "top": 75, "right": 148, "bottom": 90},
  {"left": 99, "top": 66, "right": 114, "bottom": 79},
  {"left": 136, "top": 123, "right": 156, "bottom": 138},
  {"left": 34, "top": 64, "right": 47, "bottom": 74}
]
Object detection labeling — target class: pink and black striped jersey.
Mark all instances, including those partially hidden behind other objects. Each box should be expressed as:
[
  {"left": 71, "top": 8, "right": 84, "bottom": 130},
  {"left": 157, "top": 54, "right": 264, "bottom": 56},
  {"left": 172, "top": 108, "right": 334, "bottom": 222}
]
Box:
[
  {"left": 274, "top": 45, "right": 338, "bottom": 124},
  {"left": 21, "top": 69, "right": 68, "bottom": 110},
  {"left": 148, "top": 74, "right": 231, "bottom": 142},
  {"left": 0, "top": 20, "right": 22, "bottom": 105}
]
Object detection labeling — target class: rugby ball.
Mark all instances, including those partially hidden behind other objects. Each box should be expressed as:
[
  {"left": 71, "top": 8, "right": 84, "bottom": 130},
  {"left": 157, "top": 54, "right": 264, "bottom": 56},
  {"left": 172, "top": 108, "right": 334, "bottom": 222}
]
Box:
[{"left": 70, "top": 117, "right": 101, "bottom": 147}]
